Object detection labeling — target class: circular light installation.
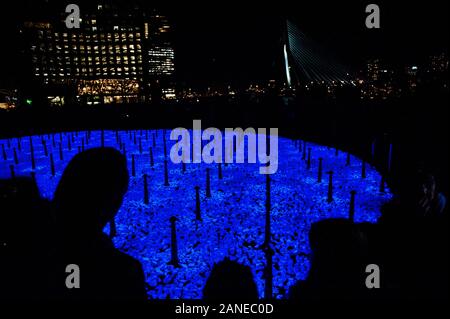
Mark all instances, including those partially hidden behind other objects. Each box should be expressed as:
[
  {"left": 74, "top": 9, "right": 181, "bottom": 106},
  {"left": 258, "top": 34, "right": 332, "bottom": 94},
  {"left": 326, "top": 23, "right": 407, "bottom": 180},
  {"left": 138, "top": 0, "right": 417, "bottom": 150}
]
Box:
[{"left": 0, "top": 130, "right": 392, "bottom": 299}]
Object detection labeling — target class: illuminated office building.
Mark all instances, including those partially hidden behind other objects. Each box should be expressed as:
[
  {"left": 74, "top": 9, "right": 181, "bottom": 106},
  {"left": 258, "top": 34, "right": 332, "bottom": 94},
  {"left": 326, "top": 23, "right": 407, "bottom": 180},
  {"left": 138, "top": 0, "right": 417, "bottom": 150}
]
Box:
[{"left": 21, "top": 3, "right": 175, "bottom": 105}]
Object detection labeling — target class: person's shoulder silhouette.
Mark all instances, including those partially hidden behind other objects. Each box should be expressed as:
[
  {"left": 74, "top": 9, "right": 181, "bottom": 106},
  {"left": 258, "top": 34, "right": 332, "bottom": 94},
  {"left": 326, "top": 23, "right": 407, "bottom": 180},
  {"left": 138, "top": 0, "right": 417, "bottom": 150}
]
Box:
[
  {"left": 0, "top": 176, "right": 52, "bottom": 299},
  {"left": 52, "top": 147, "right": 147, "bottom": 300},
  {"left": 289, "top": 218, "right": 368, "bottom": 301}
]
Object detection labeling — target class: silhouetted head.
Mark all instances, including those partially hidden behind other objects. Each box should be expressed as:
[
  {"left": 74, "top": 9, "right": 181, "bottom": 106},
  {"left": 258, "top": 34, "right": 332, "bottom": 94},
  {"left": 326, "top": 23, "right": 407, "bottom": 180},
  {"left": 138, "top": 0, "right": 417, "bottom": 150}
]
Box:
[
  {"left": 53, "top": 147, "right": 128, "bottom": 237},
  {"left": 203, "top": 258, "right": 258, "bottom": 300},
  {"left": 0, "top": 177, "right": 46, "bottom": 249}
]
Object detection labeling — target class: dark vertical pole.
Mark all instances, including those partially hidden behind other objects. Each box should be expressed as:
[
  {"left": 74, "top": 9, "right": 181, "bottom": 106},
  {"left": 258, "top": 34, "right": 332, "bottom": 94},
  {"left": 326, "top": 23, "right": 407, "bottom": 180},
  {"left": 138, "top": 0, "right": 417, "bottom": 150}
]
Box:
[
  {"left": 307, "top": 147, "right": 312, "bottom": 170},
  {"left": 263, "top": 174, "right": 273, "bottom": 299},
  {"left": 195, "top": 186, "right": 201, "bottom": 220},
  {"left": 327, "top": 171, "right": 333, "bottom": 203},
  {"left": 50, "top": 153, "right": 55, "bottom": 177},
  {"left": 42, "top": 140, "right": 48, "bottom": 157},
  {"left": 101, "top": 130, "right": 105, "bottom": 148},
  {"left": 302, "top": 142, "right": 307, "bottom": 160},
  {"left": 317, "top": 157, "right": 323, "bottom": 183},
  {"left": 13, "top": 148, "right": 19, "bottom": 165},
  {"left": 143, "top": 174, "right": 149, "bottom": 205},
  {"left": 59, "top": 142, "right": 63, "bottom": 161},
  {"left": 346, "top": 153, "right": 351, "bottom": 166},
  {"left": 131, "top": 154, "right": 136, "bottom": 177},
  {"left": 169, "top": 216, "right": 180, "bottom": 267},
  {"left": 264, "top": 246, "right": 274, "bottom": 300},
  {"left": 139, "top": 138, "right": 142, "bottom": 154},
  {"left": 149, "top": 147, "right": 154, "bottom": 167},
  {"left": 30, "top": 137, "right": 35, "bottom": 170},
  {"left": 9, "top": 165, "right": 15, "bottom": 179}
]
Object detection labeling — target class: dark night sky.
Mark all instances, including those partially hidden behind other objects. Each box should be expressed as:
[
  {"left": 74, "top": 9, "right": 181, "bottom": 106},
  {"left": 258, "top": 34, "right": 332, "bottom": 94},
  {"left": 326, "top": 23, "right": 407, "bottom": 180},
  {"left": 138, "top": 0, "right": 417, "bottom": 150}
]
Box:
[{"left": 0, "top": 0, "right": 448, "bottom": 88}]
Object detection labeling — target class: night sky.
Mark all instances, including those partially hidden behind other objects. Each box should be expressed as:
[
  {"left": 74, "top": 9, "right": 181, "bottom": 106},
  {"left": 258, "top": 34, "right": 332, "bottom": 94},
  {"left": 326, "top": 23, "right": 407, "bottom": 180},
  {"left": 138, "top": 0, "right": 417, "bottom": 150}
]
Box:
[{"left": 0, "top": 0, "right": 448, "bottom": 88}]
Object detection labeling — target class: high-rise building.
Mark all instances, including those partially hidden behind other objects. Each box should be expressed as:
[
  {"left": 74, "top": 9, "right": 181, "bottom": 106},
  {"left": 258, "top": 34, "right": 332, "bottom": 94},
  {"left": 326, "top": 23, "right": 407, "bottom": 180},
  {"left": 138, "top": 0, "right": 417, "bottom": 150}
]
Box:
[{"left": 21, "top": 3, "right": 175, "bottom": 105}]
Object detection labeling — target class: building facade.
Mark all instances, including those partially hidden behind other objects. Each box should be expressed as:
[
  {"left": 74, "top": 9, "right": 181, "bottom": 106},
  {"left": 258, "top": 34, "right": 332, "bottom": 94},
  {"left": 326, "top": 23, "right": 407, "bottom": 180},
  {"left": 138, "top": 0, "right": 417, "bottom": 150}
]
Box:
[{"left": 21, "top": 3, "right": 175, "bottom": 106}]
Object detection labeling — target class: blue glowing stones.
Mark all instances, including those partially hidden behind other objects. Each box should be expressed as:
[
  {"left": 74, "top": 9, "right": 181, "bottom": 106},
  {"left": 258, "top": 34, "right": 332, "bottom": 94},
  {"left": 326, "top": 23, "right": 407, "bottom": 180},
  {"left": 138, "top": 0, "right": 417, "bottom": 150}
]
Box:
[{"left": 0, "top": 131, "right": 392, "bottom": 299}]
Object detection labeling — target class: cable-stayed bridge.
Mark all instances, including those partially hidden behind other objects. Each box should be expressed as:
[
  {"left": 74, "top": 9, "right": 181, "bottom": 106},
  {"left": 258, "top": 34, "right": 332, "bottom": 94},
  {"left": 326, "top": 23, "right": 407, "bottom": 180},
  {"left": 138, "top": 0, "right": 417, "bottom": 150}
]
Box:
[{"left": 282, "top": 19, "right": 353, "bottom": 87}]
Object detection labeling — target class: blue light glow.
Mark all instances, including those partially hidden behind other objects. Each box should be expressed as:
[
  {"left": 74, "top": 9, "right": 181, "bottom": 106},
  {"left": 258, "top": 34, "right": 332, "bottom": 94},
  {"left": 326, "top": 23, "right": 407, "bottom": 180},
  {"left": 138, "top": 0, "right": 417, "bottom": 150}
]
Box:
[{"left": 0, "top": 130, "right": 392, "bottom": 299}]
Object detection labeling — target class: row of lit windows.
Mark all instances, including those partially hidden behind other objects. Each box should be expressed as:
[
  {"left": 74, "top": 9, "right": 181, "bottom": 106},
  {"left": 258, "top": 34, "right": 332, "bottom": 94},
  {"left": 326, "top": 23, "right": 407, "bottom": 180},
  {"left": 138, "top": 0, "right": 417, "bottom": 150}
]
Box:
[
  {"left": 32, "top": 49, "right": 143, "bottom": 58},
  {"left": 33, "top": 59, "right": 142, "bottom": 66},
  {"left": 34, "top": 63, "right": 142, "bottom": 70},
  {"left": 35, "top": 59, "right": 142, "bottom": 68},
  {"left": 48, "top": 43, "right": 141, "bottom": 50},
  {"left": 33, "top": 45, "right": 141, "bottom": 53},
  {"left": 36, "top": 72, "right": 141, "bottom": 80},
  {"left": 32, "top": 49, "right": 142, "bottom": 57},
  {"left": 36, "top": 66, "right": 142, "bottom": 72},
  {"left": 52, "top": 32, "right": 141, "bottom": 39},
  {"left": 35, "top": 68, "right": 142, "bottom": 75},
  {"left": 43, "top": 38, "right": 142, "bottom": 45},
  {"left": 148, "top": 52, "right": 174, "bottom": 57},
  {"left": 37, "top": 34, "right": 142, "bottom": 45}
]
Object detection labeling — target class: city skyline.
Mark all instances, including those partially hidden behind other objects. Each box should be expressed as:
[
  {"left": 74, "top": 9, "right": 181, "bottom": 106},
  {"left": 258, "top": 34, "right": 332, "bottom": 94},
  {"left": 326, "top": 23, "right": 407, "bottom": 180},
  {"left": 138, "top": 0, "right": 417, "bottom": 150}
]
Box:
[{"left": 0, "top": 0, "right": 448, "bottom": 90}]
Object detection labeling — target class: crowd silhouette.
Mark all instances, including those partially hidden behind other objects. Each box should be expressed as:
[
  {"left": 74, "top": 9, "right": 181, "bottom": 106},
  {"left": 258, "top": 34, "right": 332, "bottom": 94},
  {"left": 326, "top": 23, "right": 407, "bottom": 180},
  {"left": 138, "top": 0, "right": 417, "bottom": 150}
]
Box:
[{"left": 1, "top": 147, "right": 448, "bottom": 301}]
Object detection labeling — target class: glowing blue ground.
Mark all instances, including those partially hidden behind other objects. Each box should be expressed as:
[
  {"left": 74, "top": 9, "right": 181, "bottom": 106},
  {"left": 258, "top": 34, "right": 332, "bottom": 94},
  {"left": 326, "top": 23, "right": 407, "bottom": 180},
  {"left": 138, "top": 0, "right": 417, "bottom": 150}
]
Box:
[{"left": 0, "top": 130, "right": 392, "bottom": 299}]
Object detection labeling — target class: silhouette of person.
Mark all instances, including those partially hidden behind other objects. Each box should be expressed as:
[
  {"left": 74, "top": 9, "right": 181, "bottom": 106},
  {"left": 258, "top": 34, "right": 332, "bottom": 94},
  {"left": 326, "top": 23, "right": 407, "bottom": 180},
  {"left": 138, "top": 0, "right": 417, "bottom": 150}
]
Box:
[
  {"left": 203, "top": 258, "right": 258, "bottom": 300},
  {"left": 0, "top": 176, "right": 53, "bottom": 299},
  {"left": 289, "top": 219, "right": 369, "bottom": 301},
  {"left": 51, "top": 147, "right": 147, "bottom": 300}
]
